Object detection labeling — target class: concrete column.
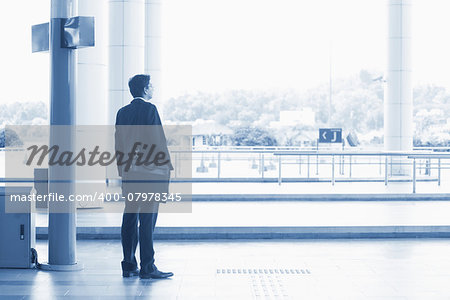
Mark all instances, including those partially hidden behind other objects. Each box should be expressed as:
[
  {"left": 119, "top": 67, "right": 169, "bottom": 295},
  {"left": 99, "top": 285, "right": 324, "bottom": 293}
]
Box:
[
  {"left": 77, "top": 0, "right": 108, "bottom": 125},
  {"left": 145, "top": 0, "right": 162, "bottom": 105},
  {"left": 46, "top": 0, "right": 80, "bottom": 270},
  {"left": 385, "top": 0, "right": 413, "bottom": 175},
  {"left": 76, "top": 0, "right": 109, "bottom": 209},
  {"left": 108, "top": 0, "right": 145, "bottom": 125}
]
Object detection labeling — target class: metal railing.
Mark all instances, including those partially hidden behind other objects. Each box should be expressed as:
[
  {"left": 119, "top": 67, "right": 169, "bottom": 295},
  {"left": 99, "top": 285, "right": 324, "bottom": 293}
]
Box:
[
  {"left": 271, "top": 150, "right": 450, "bottom": 193},
  {"left": 3, "top": 147, "right": 450, "bottom": 194},
  {"left": 164, "top": 148, "right": 450, "bottom": 193}
]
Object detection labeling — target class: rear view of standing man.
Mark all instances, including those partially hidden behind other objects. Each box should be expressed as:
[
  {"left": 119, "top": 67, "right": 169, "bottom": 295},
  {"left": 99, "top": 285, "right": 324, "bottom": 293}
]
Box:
[{"left": 115, "top": 74, "right": 174, "bottom": 279}]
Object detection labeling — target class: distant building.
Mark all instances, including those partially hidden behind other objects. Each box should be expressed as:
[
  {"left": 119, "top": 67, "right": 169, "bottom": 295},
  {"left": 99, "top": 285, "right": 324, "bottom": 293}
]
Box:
[
  {"left": 266, "top": 109, "right": 316, "bottom": 147},
  {"left": 166, "top": 119, "right": 233, "bottom": 147},
  {"left": 269, "top": 108, "right": 315, "bottom": 128}
]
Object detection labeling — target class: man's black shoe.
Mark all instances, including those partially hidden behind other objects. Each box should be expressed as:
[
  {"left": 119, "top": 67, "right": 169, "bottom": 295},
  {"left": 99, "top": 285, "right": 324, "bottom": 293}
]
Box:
[
  {"left": 139, "top": 268, "right": 174, "bottom": 279},
  {"left": 122, "top": 269, "right": 140, "bottom": 277}
]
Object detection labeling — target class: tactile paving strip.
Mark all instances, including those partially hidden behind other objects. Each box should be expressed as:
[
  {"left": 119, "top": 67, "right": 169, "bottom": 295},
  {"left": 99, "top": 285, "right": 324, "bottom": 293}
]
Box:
[
  {"left": 216, "top": 268, "right": 311, "bottom": 275},
  {"left": 216, "top": 268, "right": 312, "bottom": 298}
]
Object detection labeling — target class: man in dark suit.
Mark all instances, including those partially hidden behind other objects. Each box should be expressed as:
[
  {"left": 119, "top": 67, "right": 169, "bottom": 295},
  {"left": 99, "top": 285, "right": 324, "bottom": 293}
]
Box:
[{"left": 115, "top": 74, "right": 173, "bottom": 279}]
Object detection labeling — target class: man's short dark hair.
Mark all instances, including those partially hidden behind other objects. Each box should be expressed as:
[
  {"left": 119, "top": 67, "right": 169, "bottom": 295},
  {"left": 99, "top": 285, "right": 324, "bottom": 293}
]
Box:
[{"left": 128, "top": 74, "right": 150, "bottom": 98}]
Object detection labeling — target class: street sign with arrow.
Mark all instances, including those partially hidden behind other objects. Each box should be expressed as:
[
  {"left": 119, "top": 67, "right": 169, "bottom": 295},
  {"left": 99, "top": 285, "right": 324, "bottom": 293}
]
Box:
[{"left": 319, "top": 128, "right": 342, "bottom": 143}]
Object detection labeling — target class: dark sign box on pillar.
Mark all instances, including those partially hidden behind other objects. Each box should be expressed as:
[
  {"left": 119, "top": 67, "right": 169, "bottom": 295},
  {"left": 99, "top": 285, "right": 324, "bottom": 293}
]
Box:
[{"left": 63, "top": 16, "right": 95, "bottom": 49}]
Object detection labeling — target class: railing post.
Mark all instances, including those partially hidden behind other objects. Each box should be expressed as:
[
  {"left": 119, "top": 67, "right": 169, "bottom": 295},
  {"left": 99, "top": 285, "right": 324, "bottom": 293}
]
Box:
[
  {"left": 217, "top": 151, "right": 221, "bottom": 179},
  {"left": 419, "top": 159, "right": 422, "bottom": 175},
  {"left": 278, "top": 155, "right": 282, "bottom": 185},
  {"left": 390, "top": 156, "right": 393, "bottom": 177},
  {"left": 316, "top": 153, "right": 319, "bottom": 175},
  {"left": 259, "top": 153, "right": 262, "bottom": 175},
  {"left": 413, "top": 158, "right": 416, "bottom": 193},
  {"left": 341, "top": 155, "right": 345, "bottom": 175},
  {"left": 339, "top": 154, "right": 342, "bottom": 175},
  {"left": 331, "top": 155, "right": 335, "bottom": 186},
  {"left": 349, "top": 155, "right": 352, "bottom": 178},
  {"left": 438, "top": 158, "right": 441, "bottom": 186},
  {"left": 379, "top": 155, "right": 382, "bottom": 175},
  {"left": 261, "top": 153, "right": 265, "bottom": 179},
  {"left": 298, "top": 155, "right": 301, "bottom": 175},
  {"left": 307, "top": 155, "right": 310, "bottom": 178},
  {"left": 385, "top": 156, "right": 389, "bottom": 186}
]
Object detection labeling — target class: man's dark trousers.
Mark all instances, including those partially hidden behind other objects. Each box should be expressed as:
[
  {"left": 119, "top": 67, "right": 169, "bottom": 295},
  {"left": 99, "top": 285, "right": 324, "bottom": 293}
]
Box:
[{"left": 120, "top": 172, "right": 168, "bottom": 274}]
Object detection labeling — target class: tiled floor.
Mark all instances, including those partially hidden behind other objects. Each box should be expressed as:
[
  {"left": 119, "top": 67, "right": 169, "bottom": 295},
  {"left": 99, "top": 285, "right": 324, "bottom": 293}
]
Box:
[{"left": 1, "top": 239, "right": 450, "bottom": 299}]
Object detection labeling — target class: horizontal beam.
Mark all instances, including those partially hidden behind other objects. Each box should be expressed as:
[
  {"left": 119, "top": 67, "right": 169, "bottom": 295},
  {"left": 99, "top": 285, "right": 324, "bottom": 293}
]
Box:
[{"left": 36, "top": 225, "right": 450, "bottom": 240}]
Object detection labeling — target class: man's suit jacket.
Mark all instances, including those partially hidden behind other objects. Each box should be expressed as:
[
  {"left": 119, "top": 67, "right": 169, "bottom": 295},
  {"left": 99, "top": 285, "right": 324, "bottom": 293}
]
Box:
[
  {"left": 114, "top": 98, "right": 173, "bottom": 177},
  {"left": 115, "top": 98, "right": 163, "bottom": 127}
]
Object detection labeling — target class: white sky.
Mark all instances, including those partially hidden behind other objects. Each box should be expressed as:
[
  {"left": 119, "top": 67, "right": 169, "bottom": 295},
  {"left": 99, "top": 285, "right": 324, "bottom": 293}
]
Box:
[{"left": 0, "top": 0, "right": 450, "bottom": 104}]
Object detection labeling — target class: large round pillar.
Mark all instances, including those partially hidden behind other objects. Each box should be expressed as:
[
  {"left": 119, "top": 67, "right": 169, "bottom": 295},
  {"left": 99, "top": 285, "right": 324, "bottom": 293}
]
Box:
[
  {"left": 76, "top": 0, "right": 109, "bottom": 209},
  {"left": 77, "top": 0, "right": 108, "bottom": 125},
  {"left": 46, "top": 0, "right": 80, "bottom": 270},
  {"left": 385, "top": 0, "right": 413, "bottom": 175},
  {"left": 145, "top": 0, "right": 163, "bottom": 105},
  {"left": 108, "top": 0, "right": 145, "bottom": 125}
]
